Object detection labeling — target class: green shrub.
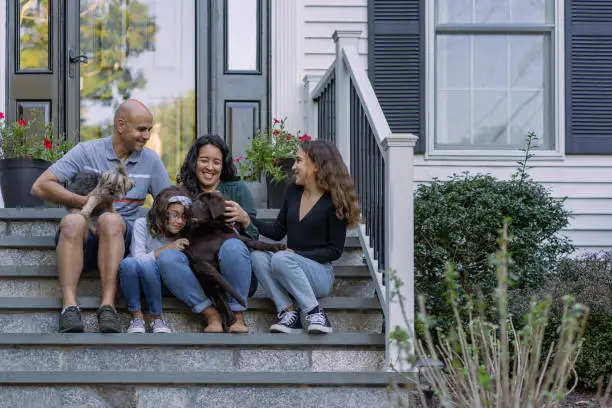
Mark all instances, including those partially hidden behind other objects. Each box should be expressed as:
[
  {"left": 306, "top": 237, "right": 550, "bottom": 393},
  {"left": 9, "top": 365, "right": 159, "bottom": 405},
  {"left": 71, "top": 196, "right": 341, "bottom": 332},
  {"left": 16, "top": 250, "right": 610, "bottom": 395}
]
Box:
[
  {"left": 514, "top": 252, "right": 612, "bottom": 389},
  {"left": 414, "top": 133, "right": 573, "bottom": 332}
]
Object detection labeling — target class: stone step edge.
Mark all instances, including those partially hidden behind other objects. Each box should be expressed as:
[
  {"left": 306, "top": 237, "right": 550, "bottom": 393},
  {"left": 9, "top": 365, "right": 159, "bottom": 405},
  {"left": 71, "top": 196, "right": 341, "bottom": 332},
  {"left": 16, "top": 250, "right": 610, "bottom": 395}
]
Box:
[
  {"left": 0, "top": 235, "right": 361, "bottom": 249},
  {"left": 0, "top": 332, "right": 384, "bottom": 347},
  {"left": 0, "top": 296, "right": 381, "bottom": 311},
  {"left": 0, "top": 371, "right": 415, "bottom": 386},
  {"left": 0, "top": 264, "right": 370, "bottom": 279},
  {"left": 0, "top": 208, "right": 280, "bottom": 221}
]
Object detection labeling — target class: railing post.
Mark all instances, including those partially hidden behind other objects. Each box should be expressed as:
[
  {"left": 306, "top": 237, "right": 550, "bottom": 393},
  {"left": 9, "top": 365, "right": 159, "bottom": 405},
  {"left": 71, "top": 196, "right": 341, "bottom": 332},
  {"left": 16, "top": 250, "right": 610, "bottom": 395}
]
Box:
[
  {"left": 383, "top": 133, "right": 419, "bottom": 371},
  {"left": 303, "top": 74, "right": 321, "bottom": 139},
  {"left": 332, "top": 30, "right": 361, "bottom": 167}
]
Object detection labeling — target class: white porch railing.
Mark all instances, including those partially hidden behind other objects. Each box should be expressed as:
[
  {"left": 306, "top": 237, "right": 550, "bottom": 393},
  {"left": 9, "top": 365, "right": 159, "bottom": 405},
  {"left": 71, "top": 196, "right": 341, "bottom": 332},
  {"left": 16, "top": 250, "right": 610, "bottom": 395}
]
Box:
[{"left": 305, "top": 30, "right": 418, "bottom": 368}]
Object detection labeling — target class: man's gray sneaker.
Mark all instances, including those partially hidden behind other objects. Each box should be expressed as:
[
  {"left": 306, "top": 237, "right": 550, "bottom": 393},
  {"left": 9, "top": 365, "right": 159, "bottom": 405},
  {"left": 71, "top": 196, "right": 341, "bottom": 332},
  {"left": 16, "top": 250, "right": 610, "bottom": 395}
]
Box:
[
  {"left": 126, "top": 317, "right": 146, "bottom": 334},
  {"left": 97, "top": 305, "right": 121, "bottom": 333},
  {"left": 151, "top": 318, "right": 172, "bottom": 334},
  {"left": 59, "top": 305, "right": 84, "bottom": 333}
]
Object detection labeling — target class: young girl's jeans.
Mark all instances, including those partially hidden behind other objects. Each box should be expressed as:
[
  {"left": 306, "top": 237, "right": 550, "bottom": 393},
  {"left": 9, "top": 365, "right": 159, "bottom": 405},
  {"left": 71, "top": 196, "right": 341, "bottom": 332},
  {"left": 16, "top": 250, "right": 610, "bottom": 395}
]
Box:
[
  {"left": 119, "top": 258, "right": 167, "bottom": 316},
  {"left": 250, "top": 250, "right": 334, "bottom": 314}
]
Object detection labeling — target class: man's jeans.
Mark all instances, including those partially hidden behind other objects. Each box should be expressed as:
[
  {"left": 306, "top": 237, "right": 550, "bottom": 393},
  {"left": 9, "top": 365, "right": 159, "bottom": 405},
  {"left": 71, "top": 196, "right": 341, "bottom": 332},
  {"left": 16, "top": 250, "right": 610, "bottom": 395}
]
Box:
[
  {"left": 119, "top": 257, "right": 167, "bottom": 316},
  {"left": 251, "top": 250, "right": 334, "bottom": 314},
  {"left": 157, "top": 238, "right": 254, "bottom": 312}
]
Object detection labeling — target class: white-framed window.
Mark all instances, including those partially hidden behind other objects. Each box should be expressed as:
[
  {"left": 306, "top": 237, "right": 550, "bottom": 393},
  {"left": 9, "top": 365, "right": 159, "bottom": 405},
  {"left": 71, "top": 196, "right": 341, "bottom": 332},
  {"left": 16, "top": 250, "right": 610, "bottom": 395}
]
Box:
[{"left": 427, "top": 0, "right": 562, "bottom": 155}]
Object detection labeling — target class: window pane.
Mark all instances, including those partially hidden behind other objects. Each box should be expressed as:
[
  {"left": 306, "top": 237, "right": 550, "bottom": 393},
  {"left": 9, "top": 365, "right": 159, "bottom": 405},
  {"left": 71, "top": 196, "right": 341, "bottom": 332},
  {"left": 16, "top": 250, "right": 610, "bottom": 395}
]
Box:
[
  {"left": 226, "top": 0, "right": 259, "bottom": 72},
  {"left": 18, "top": 0, "right": 50, "bottom": 71},
  {"left": 437, "top": 0, "right": 553, "bottom": 24},
  {"left": 435, "top": 34, "right": 550, "bottom": 150},
  {"left": 79, "top": 0, "right": 196, "bottom": 184}
]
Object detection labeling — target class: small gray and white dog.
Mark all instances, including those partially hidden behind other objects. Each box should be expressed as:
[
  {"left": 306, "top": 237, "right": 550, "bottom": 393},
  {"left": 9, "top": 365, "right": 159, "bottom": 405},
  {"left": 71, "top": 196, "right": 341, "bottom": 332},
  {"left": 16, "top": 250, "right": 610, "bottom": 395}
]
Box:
[{"left": 67, "top": 165, "right": 135, "bottom": 231}]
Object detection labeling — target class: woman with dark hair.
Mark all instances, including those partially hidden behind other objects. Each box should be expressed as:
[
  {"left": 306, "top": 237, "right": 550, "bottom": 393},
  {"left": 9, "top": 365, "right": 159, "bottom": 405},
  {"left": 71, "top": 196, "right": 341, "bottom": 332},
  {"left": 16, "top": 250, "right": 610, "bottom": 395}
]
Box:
[
  {"left": 225, "top": 139, "right": 360, "bottom": 334},
  {"left": 157, "top": 135, "right": 257, "bottom": 333}
]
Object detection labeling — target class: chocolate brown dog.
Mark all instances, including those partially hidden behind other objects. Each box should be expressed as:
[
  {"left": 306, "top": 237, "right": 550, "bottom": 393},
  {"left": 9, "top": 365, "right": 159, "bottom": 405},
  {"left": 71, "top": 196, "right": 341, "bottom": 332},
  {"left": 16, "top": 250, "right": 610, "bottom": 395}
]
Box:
[{"left": 185, "top": 191, "right": 286, "bottom": 329}]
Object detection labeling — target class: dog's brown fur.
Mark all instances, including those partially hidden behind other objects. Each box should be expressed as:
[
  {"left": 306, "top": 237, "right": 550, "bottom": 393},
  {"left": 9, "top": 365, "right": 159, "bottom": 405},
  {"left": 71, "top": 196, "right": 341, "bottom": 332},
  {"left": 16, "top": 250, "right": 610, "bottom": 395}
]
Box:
[
  {"left": 78, "top": 165, "right": 135, "bottom": 232},
  {"left": 185, "top": 191, "right": 286, "bottom": 329}
]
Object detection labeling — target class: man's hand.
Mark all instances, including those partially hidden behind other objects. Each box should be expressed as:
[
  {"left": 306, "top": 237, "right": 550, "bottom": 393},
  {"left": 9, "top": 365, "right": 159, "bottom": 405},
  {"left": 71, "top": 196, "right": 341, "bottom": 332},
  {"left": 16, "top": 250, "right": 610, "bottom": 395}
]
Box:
[{"left": 224, "top": 200, "right": 250, "bottom": 228}]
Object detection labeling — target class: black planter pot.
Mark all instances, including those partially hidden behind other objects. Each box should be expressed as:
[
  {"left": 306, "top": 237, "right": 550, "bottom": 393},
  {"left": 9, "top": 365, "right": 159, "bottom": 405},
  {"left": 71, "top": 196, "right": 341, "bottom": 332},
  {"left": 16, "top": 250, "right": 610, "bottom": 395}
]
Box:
[
  {"left": 266, "top": 159, "right": 294, "bottom": 208},
  {"left": 0, "top": 158, "right": 50, "bottom": 208}
]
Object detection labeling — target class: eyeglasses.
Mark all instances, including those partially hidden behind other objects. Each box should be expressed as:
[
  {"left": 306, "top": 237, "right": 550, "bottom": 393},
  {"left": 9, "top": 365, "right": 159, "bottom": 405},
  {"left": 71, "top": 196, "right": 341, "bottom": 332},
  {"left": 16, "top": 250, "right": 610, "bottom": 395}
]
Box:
[{"left": 167, "top": 212, "right": 187, "bottom": 221}]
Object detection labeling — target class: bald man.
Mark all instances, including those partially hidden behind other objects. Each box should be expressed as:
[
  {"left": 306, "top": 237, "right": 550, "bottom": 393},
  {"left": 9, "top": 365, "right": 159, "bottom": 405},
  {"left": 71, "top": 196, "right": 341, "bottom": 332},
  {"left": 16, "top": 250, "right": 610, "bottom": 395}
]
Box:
[{"left": 32, "top": 99, "right": 171, "bottom": 333}]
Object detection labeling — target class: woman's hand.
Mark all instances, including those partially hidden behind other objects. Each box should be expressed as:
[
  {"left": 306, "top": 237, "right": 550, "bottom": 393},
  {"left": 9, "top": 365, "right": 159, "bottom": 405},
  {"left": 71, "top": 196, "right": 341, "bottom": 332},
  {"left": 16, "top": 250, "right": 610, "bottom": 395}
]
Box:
[
  {"left": 225, "top": 200, "right": 251, "bottom": 228},
  {"left": 170, "top": 238, "right": 190, "bottom": 251}
]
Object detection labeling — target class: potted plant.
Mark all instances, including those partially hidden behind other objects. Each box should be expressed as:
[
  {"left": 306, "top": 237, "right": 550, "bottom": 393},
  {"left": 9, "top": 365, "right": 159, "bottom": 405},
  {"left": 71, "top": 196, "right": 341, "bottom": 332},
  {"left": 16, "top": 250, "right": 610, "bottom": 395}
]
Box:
[
  {"left": 0, "top": 112, "right": 73, "bottom": 207},
  {"left": 237, "top": 118, "right": 312, "bottom": 208}
]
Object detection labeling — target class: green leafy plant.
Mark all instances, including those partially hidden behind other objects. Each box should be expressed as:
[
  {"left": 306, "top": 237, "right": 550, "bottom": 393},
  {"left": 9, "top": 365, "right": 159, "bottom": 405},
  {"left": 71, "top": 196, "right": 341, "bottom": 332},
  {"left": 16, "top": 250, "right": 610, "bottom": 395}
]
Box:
[
  {"left": 414, "top": 132, "right": 573, "bottom": 333},
  {"left": 0, "top": 112, "right": 73, "bottom": 163},
  {"left": 389, "top": 221, "right": 607, "bottom": 408},
  {"left": 512, "top": 252, "right": 612, "bottom": 389},
  {"left": 237, "top": 117, "right": 312, "bottom": 183}
]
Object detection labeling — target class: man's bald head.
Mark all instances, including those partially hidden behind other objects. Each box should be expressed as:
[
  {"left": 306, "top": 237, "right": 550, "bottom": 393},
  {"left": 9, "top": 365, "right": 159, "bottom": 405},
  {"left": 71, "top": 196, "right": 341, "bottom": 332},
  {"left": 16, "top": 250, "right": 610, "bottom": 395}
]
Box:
[
  {"left": 113, "top": 99, "right": 154, "bottom": 155},
  {"left": 114, "top": 99, "right": 152, "bottom": 127}
]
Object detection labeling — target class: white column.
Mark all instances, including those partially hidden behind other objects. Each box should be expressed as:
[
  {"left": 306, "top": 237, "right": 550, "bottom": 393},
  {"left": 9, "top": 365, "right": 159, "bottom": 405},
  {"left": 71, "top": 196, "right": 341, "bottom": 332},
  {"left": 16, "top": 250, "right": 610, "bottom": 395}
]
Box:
[
  {"left": 332, "top": 30, "right": 361, "bottom": 167},
  {"left": 302, "top": 74, "right": 321, "bottom": 138},
  {"left": 0, "top": 2, "right": 6, "bottom": 208},
  {"left": 271, "top": 0, "right": 301, "bottom": 132},
  {"left": 383, "top": 133, "right": 419, "bottom": 370}
]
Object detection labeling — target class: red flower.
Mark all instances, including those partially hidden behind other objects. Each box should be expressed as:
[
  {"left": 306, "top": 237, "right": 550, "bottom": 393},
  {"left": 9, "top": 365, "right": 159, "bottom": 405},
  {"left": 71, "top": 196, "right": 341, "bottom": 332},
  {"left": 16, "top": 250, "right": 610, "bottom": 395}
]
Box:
[
  {"left": 299, "top": 134, "right": 312, "bottom": 142},
  {"left": 273, "top": 118, "right": 280, "bottom": 124},
  {"left": 0, "top": 112, "right": 4, "bottom": 119},
  {"left": 233, "top": 155, "right": 243, "bottom": 163},
  {"left": 44, "top": 138, "right": 52, "bottom": 149},
  {"left": 274, "top": 159, "right": 279, "bottom": 165},
  {"left": 273, "top": 130, "right": 280, "bottom": 135},
  {"left": 286, "top": 135, "right": 292, "bottom": 141},
  {"left": 17, "top": 119, "right": 28, "bottom": 127}
]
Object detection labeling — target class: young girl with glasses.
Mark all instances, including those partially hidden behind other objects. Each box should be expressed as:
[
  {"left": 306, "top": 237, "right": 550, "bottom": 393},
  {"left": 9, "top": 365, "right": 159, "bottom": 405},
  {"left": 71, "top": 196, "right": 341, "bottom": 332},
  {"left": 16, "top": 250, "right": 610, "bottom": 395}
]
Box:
[{"left": 119, "top": 186, "right": 192, "bottom": 333}]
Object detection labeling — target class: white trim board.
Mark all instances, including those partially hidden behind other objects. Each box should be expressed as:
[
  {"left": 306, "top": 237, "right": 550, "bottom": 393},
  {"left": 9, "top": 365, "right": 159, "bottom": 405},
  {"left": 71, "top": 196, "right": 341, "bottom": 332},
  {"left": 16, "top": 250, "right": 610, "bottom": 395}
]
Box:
[{"left": 0, "top": 1, "right": 6, "bottom": 208}]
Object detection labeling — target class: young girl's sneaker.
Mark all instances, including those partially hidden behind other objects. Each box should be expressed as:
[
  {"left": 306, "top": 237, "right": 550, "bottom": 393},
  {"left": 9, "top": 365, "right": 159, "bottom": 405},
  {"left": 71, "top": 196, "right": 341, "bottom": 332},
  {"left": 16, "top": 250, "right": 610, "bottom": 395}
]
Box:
[
  {"left": 270, "top": 309, "right": 302, "bottom": 334},
  {"left": 127, "top": 317, "right": 146, "bottom": 334},
  {"left": 306, "top": 308, "right": 333, "bottom": 334},
  {"left": 150, "top": 318, "right": 172, "bottom": 333}
]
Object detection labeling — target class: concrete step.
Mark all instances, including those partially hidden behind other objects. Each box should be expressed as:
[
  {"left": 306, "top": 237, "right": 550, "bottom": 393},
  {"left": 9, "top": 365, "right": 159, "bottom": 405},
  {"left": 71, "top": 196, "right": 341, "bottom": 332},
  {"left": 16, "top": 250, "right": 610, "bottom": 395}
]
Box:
[
  {"left": 0, "top": 265, "right": 375, "bottom": 298},
  {"left": 0, "top": 243, "right": 365, "bottom": 267},
  {"left": 0, "top": 296, "right": 383, "bottom": 334},
  {"left": 0, "top": 373, "right": 414, "bottom": 408},
  {"left": 0, "top": 333, "right": 385, "bottom": 373}
]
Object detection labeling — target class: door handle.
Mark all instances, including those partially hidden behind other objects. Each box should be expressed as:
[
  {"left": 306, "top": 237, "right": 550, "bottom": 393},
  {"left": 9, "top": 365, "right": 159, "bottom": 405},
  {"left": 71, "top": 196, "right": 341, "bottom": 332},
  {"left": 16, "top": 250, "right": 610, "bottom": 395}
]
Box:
[
  {"left": 68, "top": 48, "right": 88, "bottom": 79},
  {"left": 69, "top": 49, "right": 88, "bottom": 64}
]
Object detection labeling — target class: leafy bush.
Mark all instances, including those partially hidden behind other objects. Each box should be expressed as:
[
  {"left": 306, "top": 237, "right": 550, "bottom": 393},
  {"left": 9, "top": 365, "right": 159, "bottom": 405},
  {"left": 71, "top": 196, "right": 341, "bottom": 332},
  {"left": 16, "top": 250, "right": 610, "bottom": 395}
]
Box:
[
  {"left": 390, "top": 221, "right": 595, "bottom": 408},
  {"left": 414, "top": 133, "right": 573, "bottom": 332},
  {"left": 513, "top": 252, "right": 612, "bottom": 389}
]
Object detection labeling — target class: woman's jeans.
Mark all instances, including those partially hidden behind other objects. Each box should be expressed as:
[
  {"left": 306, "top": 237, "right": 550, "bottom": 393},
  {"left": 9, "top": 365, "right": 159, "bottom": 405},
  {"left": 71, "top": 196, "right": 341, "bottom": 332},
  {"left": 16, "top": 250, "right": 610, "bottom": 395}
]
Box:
[
  {"left": 119, "top": 257, "right": 168, "bottom": 316},
  {"left": 251, "top": 250, "right": 334, "bottom": 314},
  {"left": 157, "top": 238, "right": 255, "bottom": 313}
]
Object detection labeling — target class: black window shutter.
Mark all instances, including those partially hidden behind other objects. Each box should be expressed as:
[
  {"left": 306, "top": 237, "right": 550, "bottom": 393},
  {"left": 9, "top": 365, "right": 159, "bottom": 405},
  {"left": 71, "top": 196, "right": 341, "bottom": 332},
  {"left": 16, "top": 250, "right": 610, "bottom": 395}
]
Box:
[
  {"left": 368, "top": 0, "right": 424, "bottom": 153},
  {"left": 566, "top": 1, "right": 612, "bottom": 154}
]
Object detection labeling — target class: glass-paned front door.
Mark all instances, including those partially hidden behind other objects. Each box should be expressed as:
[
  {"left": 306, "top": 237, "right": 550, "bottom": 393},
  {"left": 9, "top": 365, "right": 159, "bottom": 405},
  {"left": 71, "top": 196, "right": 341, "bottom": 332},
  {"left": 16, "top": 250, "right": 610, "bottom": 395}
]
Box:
[{"left": 78, "top": 0, "right": 196, "bottom": 182}]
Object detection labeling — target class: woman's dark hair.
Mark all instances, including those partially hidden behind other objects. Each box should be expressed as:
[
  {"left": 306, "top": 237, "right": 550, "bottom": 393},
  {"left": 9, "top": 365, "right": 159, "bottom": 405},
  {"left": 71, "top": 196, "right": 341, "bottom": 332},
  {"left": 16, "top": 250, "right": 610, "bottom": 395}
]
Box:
[
  {"left": 147, "top": 185, "right": 192, "bottom": 238},
  {"left": 176, "top": 134, "right": 238, "bottom": 196},
  {"left": 300, "top": 139, "right": 361, "bottom": 228}
]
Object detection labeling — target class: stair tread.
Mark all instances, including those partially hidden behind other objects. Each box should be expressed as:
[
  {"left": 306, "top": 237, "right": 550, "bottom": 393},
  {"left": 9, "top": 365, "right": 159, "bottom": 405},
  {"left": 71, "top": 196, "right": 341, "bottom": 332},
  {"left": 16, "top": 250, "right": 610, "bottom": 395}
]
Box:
[
  {"left": 0, "top": 332, "right": 384, "bottom": 346},
  {"left": 0, "top": 296, "right": 381, "bottom": 310},
  {"left": 0, "top": 208, "right": 284, "bottom": 221},
  {"left": 0, "top": 264, "right": 370, "bottom": 278},
  {"left": 0, "top": 371, "right": 413, "bottom": 386},
  {"left": 0, "top": 234, "right": 361, "bottom": 249}
]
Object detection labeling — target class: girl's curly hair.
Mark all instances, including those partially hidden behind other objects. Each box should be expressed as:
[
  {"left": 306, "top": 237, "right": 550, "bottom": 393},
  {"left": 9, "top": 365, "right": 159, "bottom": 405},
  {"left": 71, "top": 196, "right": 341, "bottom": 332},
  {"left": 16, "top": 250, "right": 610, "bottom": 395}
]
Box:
[
  {"left": 177, "top": 134, "right": 239, "bottom": 197},
  {"left": 300, "top": 140, "right": 360, "bottom": 227},
  {"left": 147, "top": 185, "right": 192, "bottom": 238}
]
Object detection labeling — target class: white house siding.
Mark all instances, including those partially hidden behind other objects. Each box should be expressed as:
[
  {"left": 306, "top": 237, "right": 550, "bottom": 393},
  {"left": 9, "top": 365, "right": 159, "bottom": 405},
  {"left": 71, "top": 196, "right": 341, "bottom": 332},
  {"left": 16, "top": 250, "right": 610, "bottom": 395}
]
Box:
[
  {"left": 271, "top": 0, "right": 367, "bottom": 133},
  {"left": 414, "top": 156, "right": 612, "bottom": 254},
  {"left": 0, "top": 4, "right": 6, "bottom": 208}
]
